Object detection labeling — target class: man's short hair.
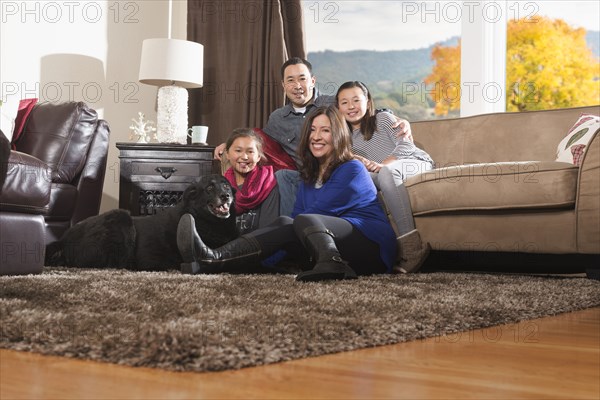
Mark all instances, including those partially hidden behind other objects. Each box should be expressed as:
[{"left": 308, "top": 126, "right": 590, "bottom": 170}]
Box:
[{"left": 281, "top": 57, "right": 313, "bottom": 79}]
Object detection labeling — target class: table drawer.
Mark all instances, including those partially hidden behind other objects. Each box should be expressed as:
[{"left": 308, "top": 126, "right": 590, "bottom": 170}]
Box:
[{"left": 130, "top": 161, "right": 204, "bottom": 180}]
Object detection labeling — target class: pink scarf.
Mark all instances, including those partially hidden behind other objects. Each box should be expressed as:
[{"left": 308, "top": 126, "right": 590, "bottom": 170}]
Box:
[{"left": 224, "top": 165, "right": 277, "bottom": 214}]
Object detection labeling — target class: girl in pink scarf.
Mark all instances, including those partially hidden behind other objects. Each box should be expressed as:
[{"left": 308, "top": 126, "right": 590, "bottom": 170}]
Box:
[{"left": 223, "top": 129, "right": 279, "bottom": 234}]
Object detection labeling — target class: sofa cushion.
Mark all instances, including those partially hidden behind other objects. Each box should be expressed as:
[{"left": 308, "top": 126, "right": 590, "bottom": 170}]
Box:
[
  {"left": 556, "top": 114, "right": 600, "bottom": 166},
  {"left": 0, "top": 151, "right": 51, "bottom": 214},
  {"left": 15, "top": 102, "right": 98, "bottom": 184},
  {"left": 405, "top": 161, "right": 578, "bottom": 216}
]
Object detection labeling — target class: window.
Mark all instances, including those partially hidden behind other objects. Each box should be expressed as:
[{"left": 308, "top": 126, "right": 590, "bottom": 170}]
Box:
[
  {"left": 303, "top": 0, "right": 462, "bottom": 120},
  {"left": 303, "top": 1, "right": 599, "bottom": 119},
  {"left": 506, "top": 1, "right": 600, "bottom": 112}
]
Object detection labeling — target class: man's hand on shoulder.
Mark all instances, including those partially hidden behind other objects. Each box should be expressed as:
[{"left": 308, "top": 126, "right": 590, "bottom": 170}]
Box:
[{"left": 214, "top": 143, "right": 226, "bottom": 160}]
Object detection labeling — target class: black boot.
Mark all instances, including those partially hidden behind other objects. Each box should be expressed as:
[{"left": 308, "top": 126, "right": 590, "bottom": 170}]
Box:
[
  {"left": 177, "top": 214, "right": 261, "bottom": 274},
  {"left": 296, "top": 226, "right": 357, "bottom": 282}
]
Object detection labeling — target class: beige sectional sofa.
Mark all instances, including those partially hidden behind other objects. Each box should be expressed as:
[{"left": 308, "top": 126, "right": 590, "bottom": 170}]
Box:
[{"left": 404, "top": 105, "right": 600, "bottom": 258}]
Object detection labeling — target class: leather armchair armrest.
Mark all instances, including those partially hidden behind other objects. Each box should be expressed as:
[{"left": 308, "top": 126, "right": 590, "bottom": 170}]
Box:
[
  {"left": 0, "top": 151, "right": 51, "bottom": 214},
  {"left": 72, "top": 119, "right": 110, "bottom": 226},
  {"left": 576, "top": 128, "right": 600, "bottom": 253}
]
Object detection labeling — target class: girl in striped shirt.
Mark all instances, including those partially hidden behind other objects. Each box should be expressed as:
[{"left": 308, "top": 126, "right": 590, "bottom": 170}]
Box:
[{"left": 336, "top": 81, "right": 435, "bottom": 273}]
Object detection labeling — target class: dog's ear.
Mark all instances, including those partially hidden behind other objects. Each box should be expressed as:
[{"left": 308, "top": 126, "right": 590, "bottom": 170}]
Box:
[{"left": 183, "top": 183, "right": 200, "bottom": 203}]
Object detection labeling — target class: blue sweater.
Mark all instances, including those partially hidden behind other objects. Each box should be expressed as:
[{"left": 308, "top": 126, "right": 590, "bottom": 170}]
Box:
[{"left": 292, "top": 159, "right": 397, "bottom": 272}]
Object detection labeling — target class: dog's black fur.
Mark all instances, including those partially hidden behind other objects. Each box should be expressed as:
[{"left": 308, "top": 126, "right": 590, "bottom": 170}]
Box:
[{"left": 45, "top": 174, "right": 239, "bottom": 270}]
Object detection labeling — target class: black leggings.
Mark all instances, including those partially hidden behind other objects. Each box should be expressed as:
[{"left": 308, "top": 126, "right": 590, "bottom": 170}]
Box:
[{"left": 246, "top": 215, "right": 387, "bottom": 275}]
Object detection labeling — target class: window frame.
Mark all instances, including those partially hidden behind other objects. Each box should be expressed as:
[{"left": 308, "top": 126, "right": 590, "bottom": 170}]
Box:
[{"left": 460, "top": 0, "right": 507, "bottom": 117}]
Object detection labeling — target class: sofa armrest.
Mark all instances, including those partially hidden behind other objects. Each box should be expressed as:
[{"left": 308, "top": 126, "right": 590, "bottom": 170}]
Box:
[
  {"left": 0, "top": 151, "right": 51, "bottom": 214},
  {"left": 71, "top": 119, "right": 110, "bottom": 225},
  {"left": 576, "top": 128, "right": 600, "bottom": 253}
]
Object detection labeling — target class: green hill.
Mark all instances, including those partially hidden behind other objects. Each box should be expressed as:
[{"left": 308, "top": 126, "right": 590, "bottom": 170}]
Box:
[
  {"left": 309, "top": 48, "right": 434, "bottom": 93},
  {"left": 308, "top": 36, "right": 461, "bottom": 97},
  {"left": 307, "top": 38, "right": 459, "bottom": 120}
]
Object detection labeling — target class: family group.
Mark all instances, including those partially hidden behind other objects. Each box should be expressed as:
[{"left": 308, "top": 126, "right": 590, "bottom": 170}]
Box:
[{"left": 177, "top": 57, "right": 435, "bottom": 282}]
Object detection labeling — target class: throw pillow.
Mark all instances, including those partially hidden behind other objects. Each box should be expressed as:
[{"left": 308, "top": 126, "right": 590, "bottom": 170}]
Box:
[
  {"left": 571, "top": 144, "right": 586, "bottom": 166},
  {"left": 11, "top": 98, "right": 38, "bottom": 149},
  {"left": 0, "top": 99, "right": 19, "bottom": 141},
  {"left": 556, "top": 114, "right": 600, "bottom": 166}
]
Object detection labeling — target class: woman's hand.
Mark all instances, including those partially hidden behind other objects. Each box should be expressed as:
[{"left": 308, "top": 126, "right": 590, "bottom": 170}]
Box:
[
  {"left": 357, "top": 155, "right": 382, "bottom": 173},
  {"left": 367, "top": 161, "right": 383, "bottom": 173}
]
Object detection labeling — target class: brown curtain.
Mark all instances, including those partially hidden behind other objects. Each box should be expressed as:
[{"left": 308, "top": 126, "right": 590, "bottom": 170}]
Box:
[{"left": 187, "top": 0, "right": 306, "bottom": 146}]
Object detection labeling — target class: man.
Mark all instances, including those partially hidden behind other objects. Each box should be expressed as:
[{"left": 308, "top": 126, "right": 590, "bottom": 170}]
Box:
[
  {"left": 261, "top": 57, "right": 336, "bottom": 167},
  {"left": 214, "top": 57, "right": 410, "bottom": 215}
]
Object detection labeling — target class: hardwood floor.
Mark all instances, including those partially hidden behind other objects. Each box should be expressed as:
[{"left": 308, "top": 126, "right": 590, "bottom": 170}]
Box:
[{"left": 1, "top": 307, "right": 598, "bottom": 399}]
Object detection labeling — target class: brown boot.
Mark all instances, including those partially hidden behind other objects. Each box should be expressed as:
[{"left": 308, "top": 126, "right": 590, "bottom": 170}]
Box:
[{"left": 394, "top": 230, "right": 430, "bottom": 274}]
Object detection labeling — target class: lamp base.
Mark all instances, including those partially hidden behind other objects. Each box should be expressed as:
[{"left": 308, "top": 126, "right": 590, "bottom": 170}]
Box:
[{"left": 156, "top": 86, "right": 188, "bottom": 144}]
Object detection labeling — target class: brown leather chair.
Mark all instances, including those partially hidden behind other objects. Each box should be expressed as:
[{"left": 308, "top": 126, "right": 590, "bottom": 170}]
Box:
[{"left": 0, "top": 101, "right": 110, "bottom": 275}]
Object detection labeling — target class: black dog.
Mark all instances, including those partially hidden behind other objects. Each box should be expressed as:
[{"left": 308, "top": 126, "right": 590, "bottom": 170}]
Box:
[{"left": 45, "top": 174, "right": 239, "bottom": 270}]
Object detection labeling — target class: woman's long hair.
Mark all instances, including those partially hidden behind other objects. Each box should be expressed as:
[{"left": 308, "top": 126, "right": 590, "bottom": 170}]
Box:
[
  {"left": 297, "top": 105, "right": 354, "bottom": 184},
  {"left": 336, "top": 81, "right": 377, "bottom": 140}
]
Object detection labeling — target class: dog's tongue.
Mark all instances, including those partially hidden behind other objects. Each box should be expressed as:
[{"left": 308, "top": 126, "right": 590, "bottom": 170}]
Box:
[{"left": 218, "top": 203, "right": 230, "bottom": 214}]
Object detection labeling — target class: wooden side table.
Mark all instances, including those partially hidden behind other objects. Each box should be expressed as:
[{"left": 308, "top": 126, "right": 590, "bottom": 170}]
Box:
[{"left": 116, "top": 142, "right": 220, "bottom": 216}]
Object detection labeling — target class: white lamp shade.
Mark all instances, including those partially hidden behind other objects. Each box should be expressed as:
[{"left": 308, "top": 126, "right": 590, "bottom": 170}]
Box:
[{"left": 139, "top": 38, "right": 203, "bottom": 89}]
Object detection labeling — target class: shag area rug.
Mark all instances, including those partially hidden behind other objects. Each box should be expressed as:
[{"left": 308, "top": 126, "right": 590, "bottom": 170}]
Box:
[{"left": 1, "top": 268, "right": 599, "bottom": 372}]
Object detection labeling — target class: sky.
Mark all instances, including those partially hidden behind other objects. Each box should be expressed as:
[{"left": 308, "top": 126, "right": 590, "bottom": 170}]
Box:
[{"left": 303, "top": 0, "right": 600, "bottom": 52}]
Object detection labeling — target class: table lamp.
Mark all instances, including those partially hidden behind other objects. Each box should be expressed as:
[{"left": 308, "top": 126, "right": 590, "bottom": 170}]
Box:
[{"left": 138, "top": 38, "right": 203, "bottom": 144}]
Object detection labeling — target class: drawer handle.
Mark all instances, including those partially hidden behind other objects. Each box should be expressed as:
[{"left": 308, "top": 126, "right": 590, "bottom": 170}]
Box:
[{"left": 155, "top": 167, "right": 178, "bottom": 179}]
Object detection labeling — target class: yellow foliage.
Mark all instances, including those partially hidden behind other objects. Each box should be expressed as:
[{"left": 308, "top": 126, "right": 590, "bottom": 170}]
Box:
[
  {"left": 424, "top": 42, "right": 462, "bottom": 116},
  {"left": 425, "top": 16, "right": 600, "bottom": 114},
  {"left": 507, "top": 17, "right": 599, "bottom": 111}
]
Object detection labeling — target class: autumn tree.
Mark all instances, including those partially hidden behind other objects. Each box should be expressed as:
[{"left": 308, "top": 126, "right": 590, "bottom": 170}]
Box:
[
  {"left": 425, "top": 16, "right": 600, "bottom": 115},
  {"left": 424, "top": 42, "right": 462, "bottom": 116},
  {"left": 507, "top": 17, "right": 599, "bottom": 111}
]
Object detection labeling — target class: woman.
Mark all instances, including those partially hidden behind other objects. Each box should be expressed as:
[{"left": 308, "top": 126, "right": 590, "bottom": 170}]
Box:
[
  {"left": 177, "top": 106, "right": 397, "bottom": 281},
  {"left": 223, "top": 128, "right": 279, "bottom": 234},
  {"left": 336, "top": 81, "right": 435, "bottom": 273}
]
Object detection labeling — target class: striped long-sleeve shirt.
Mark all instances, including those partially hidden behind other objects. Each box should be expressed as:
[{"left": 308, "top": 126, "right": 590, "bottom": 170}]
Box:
[{"left": 351, "top": 112, "right": 434, "bottom": 166}]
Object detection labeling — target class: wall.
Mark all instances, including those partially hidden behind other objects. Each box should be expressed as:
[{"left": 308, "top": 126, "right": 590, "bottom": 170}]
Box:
[{"left": 1, "top": 0, "right": 187, "bottom": 212}]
